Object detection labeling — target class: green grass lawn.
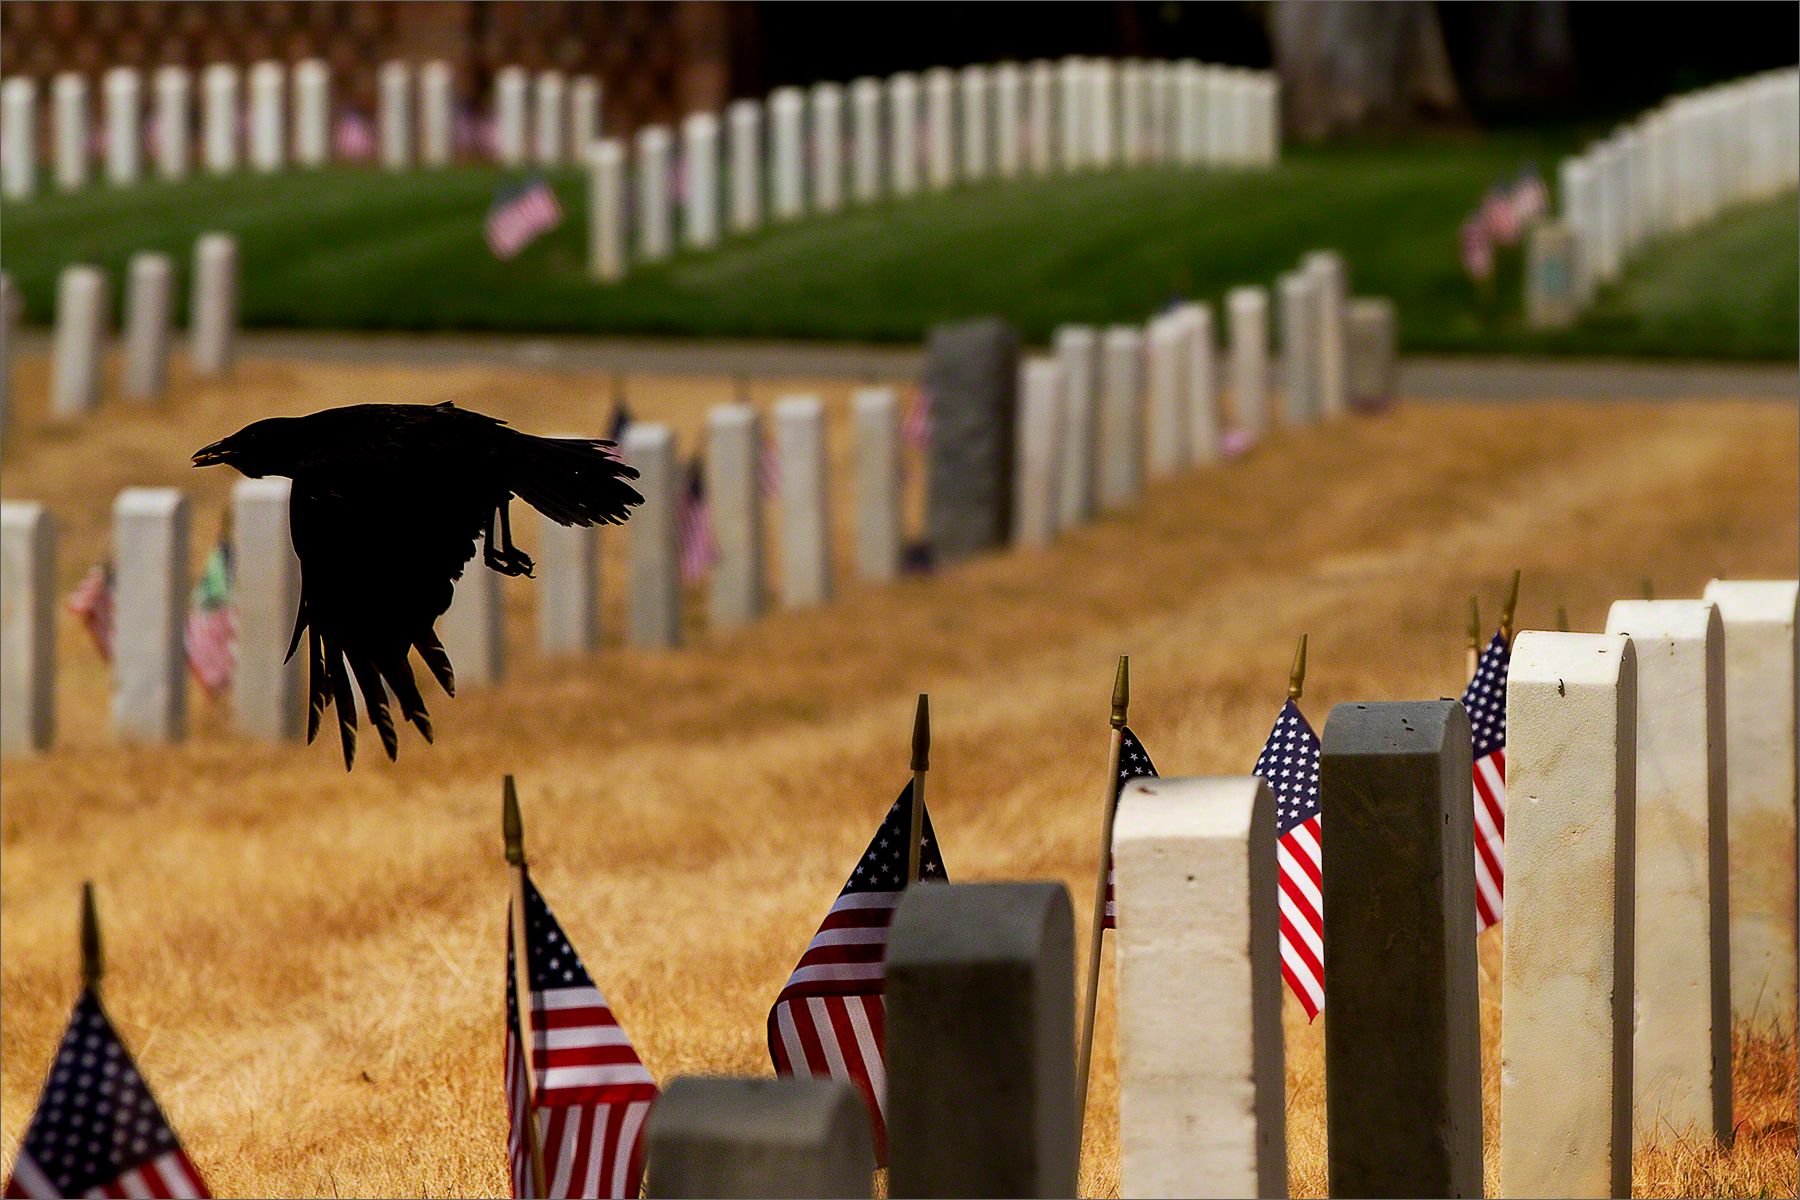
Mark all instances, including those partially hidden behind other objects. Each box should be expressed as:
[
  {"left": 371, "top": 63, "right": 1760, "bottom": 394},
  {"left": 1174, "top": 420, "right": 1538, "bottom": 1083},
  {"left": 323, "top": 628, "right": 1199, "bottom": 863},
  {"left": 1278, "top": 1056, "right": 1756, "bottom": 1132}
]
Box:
[{"left": 4, "top": 132, "right": 1794, "bottom": 358}]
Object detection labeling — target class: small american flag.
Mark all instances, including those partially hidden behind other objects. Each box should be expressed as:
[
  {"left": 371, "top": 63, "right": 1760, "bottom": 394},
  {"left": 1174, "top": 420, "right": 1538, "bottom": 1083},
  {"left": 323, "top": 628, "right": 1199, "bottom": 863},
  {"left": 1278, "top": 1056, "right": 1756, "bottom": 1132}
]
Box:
[
  {"left": 1508, "top": 169, "right": 1550, "bottom": 229},
  {"left": 1480, "top": 183, "right": 1522, "bottom": 246},
  {"left": 68, "top": 563, "right": 115, "bottom": 660},
  {"left": 4, "top": 990, "right": 208, "bottom": 1200},
  {"left": 1254, "top": 699, "right": 1324, "bottom": 1020},
  {"left": 901, "top": 386, "right": 932, "bottom": 451},
  {"left": 1103, "top": 727, "right": 1159, "bottom": 929},
  {"left": 486, "top": 177, "right": 564, "bottom": 261},
  {"left": 505, "top": 874, "right": 657, "bottom": 1200},
  {"left": 677, "top": 457, "right": 719, "bottom": 585},
  {"left": 767, "top": 782, "right": 946, "bottom": 1162},
  {"left": 333, "top": 110, "right": 377, "bottom": 162},
  {"left": 1459, "top": 216, "right": 1494, "bottom": 282},
  {"left": 1463, "top": 631, "right": 1510, "bottom": 932},
  {"left": 184, "top": 541, "right": 236, "bottom": 698}
]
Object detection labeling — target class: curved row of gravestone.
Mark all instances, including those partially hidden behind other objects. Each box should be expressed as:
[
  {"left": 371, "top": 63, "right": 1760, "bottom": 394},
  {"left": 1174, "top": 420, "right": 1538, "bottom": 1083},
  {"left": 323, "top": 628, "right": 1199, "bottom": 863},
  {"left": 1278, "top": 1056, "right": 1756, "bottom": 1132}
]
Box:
[
  {"left": 1528, "top": 66, "right": 1798, "bottom": 329},
  {"left": 0, "top": 257, "right": 1394, "bottom": 755},
  {"left": 643, "top": 599, "right": 1796, "bottom": 1199},
  {"left": 0, "top": 56, "right": 1275, "bottom": 204}
]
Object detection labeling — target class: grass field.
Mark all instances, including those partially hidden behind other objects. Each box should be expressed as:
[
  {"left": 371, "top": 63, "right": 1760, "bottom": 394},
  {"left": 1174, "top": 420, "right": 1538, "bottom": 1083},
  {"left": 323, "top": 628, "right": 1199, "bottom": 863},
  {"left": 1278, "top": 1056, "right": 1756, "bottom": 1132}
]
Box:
[
  {"left": 1, "top": 347, "right": 1795, "bottom": 1196},
  {"left": 5, "top": 134, "right": 1795, "bottom": 357}
]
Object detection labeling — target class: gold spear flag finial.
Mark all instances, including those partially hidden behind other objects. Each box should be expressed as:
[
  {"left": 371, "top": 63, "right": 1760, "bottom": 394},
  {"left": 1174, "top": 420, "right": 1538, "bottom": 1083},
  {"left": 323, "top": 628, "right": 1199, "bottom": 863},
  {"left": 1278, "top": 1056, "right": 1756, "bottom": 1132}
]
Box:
[
  {"left": 502, "top": 775, "right": 525, "bottom": 867},
  {"left": 1556, "top": 605, "right": 1570, "bottom": 632},
  {"left": 1287, "top": 634, "right": 1308, "bottom": 701},
  {"left": 911, "top": 694, "right": 931, "bottom": 772},
  {"left": 80, "top": 881, "right": 103, "bottom": 992},
  {"left": 1500, "top": 569, "right": 1522, "bottom": 644},
  {"left": 1111, "top": 656, "right": 1129, "bottom": 729}
]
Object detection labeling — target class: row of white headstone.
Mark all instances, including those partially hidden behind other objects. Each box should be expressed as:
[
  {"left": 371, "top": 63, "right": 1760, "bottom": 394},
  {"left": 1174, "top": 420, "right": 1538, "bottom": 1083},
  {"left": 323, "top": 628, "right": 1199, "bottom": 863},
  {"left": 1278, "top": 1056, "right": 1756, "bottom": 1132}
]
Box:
[
  {"left": 0, "top": 59, "right": 604, "bottom": 198},
  {"left": 31, "top": 234, "right": 240, "bottom": 424},
  {"left": 0, "top": 266, "right": 1394, "bottom": 756},
  {"left": 1555, "top": 66, "right": 1799, "bottom": 306},
  {"left": 585, "top": 59, "right": 1281, "bottom": 280},
  {"left": 1109, "top": 589, "right": 1797, "bottom": 1199}
]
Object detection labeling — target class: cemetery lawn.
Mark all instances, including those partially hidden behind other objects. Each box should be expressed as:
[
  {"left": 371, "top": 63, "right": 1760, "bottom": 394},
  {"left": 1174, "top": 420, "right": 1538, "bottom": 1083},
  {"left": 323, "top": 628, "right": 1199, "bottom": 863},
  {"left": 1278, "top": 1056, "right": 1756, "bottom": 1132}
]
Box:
[
  {"left": 5, "top": 134, "right": 1795, "bottom": 358},
  {"left": 3, "top": 347, "right": 1797, "bottom": 1196}
]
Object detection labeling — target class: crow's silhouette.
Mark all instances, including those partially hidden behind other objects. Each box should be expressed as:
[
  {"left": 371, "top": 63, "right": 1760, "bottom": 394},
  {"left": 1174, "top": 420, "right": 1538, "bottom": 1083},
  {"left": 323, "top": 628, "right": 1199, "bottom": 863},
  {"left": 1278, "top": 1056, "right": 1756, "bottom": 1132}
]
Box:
[{"left": 194, "top": 402, "right": 641, "bottom": 769}]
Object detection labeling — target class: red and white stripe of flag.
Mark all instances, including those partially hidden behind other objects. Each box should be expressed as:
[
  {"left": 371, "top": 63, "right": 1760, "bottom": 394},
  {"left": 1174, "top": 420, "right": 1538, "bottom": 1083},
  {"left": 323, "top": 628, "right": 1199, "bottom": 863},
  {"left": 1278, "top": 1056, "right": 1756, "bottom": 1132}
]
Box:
[
  {"left": 486, "top": 184, "right": 564, "bottom": 260},
  {"left": 1277, "top": 814, "right": 1325, "bottom": 1020},
  {"left": 185, "top": 607, "right": 236, "bottom": 698},
  {"left": 5, "top": 1150, "right": 208, "bottom": 1200},
  {"left": 1472, "top": 749, "right": 1506, "bottom": 932}
]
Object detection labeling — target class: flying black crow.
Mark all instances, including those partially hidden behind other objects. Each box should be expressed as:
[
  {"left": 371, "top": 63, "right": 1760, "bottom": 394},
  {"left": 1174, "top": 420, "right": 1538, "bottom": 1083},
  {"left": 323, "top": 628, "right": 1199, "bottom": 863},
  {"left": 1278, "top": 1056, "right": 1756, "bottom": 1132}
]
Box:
[{"left": 193, "top": 402, "right": 641, "bottom": 769}]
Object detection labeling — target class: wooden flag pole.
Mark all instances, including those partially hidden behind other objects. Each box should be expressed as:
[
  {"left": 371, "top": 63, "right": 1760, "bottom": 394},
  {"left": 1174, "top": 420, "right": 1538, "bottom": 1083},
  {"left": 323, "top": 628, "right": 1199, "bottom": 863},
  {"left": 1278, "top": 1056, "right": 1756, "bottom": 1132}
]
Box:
[
  {"left": 1289, "top": 633, "right": 1308, "bottom": 703},
  {"left": 1499, "top": 569, "right": 1522, "bottom": 648},
  {"left": 503, "top": 776, "right": 549, "bottom": 1200},
  {"left": 1076, "top": 655, "right": 1129, "bottom": 1133},
  {"left": 906, "top": 694, "right": 930, "bottom": 884},
  {"left": 1465, "top": 596, "right": 1482, "bottom": 681},
  {"left": 80, "top": 881, "right": 103, "bottom": 996}
]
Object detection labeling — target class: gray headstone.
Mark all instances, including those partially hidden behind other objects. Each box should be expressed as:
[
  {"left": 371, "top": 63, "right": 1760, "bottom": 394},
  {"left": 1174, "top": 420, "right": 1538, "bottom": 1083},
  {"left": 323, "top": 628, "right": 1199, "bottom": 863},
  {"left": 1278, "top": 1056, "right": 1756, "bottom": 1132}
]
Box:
[
  {"left": 1052, "top": 325, "right": 1099, "bottom": 527},
  {"left": 625, "top": 423, "right": 681, "bottom": 648},
  {"left": 1346, "top": 298, "right": 1397, "bottom": 410},
  {"left": 587, "top": 139, "right": 628, "bottom": 282},
  {"left": 53, "top": 265, "right": 108, "bottom": 419},
  {"left": 887, "top": 881, "right": 1077, "bottom": 1199},
  {"left": 1278, "top": 270, "right": 1318, "bottom": 426},
  {"left": 231, "top": 478, "right": 304, "bottom": 741},
  {"left": 102, "top": 67, "right": 139, "bottom": 186},
  {"left": 1321, "top": 700, "right": 1483, "bottom": 1198},
  {"left": 1, "top": 502, "right": 56, "bottom": 755},
  {"left": 123, "top": 253, "right": 173, "bottom": 403},
  {"left": 707, "top": 405, "right": 765, "bottom": 627},
  {"left": 853, "top": 388, "right": 902, "bottom": 583},
  {"left": 191, "top": 233, "right": 238, "bottom": 379},
  {"left": 923, "top": 318, "right": 1019, "bottom": 563},
  {"left": 420, "top": 61, "right": 454, "bottom": 167},
  {"left": 646, "top": 1076, "right": 875, "bottom": 1199},
  {"left": 152, "top": 67, "right": 190, "bottom": 180},
  {"left": 538, "top": 490, "right": 599, "bottom": 656},
  {"left": 1528, "top": 221, "right": 1580, "bottom": 330},
  {"left": 1013, "top": 359, "right": 1063, "bottom": 547},
  {"left": 1097, "top": 325, "right": 1144, "bottom": 507},
  {"left": 2, "top": 78, "right": 35, "bottom": 199},
  {"left": 776, "top": 396, "right": 831, "bottom": 608},
  {"left": 440, "top": 566, "right": 504, "bottom": 687},
  {"left": 113, "top": 488, "right": 189, "bottom": 742}
]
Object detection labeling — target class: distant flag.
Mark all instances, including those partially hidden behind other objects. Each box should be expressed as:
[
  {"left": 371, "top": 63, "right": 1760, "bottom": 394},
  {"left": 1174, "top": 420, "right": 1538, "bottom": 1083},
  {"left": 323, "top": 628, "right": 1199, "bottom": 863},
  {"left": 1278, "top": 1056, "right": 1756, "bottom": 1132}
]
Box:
[
  {"left": 1253, "top": 698, "right": 1325, "bottom": 1020},
  {"left": 185, "top": 539, "right": 236, "bottom": 698},
  {"left": 768, "top": 782, "right": 946, "bottom": 1162},
  {"left": 333, "top": 110, "right": 378, "bottom": 162},
  {"left": 1463, "top": 629, "right": 1510, "bottom": 932},
  {"left": 606, "top": 402, "right": 632, "bottom": 445},
  {"left": 1219, "top": 428, "right": 1258, "bottom": 459},
  {"left": 1459, "top": 216, "right": 1494, "bottom": 283},
  {"left": 677, "top": 457, "right": 719, "bottom": 584},
  {"left": 1102, "top": 728, "right": 1159, "bottom": 929},
  {"left": 486, "top": 177, "right": 563, "bottom": 261},
  {"left": 901, "top": 385, "right": 932, "bottom": 451},
  {"left": 505, "top": 876, "right": 657, "bottom": 1200},
  {"left": 759, "top": 433, "right": 782, "bottom": 499},
  {"left": 1479, "top": 184, "right": 1522, "bottom": 246},
  {"left": 1509, "top": 168, "right": 1550, "bottom": 230},
  {"left": 68, "top": 562, "right": 115, "bottom": 659}
]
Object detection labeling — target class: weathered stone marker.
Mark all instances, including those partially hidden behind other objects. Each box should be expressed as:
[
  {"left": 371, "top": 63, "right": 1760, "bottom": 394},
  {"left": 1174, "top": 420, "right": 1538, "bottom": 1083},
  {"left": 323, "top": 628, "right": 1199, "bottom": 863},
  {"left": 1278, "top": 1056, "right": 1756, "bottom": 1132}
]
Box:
[
  {"left": 1227, "top": 286, "right": 1269, "bottom": 439},
  {"left": 420, "top": 61, "right": 454, "bottom": 167},
  {"left": 924, "top": 318, "right": 1019, "bottom": 562},
  {"left": 1098, "top": 324, "right": 1144, "bottom": 508},
  {"left": 682, "top": 112, "right": 720, "bottom": 249},
  {"left": 494, "top": 66, "right": 528, "bottom": 166},
  {"left": 569, "top": 75, "right": 601, "bottom": 159},
  {"left": 625, "top": 423, "right": 680, "bottom": 649},
  {"left": 1346, "top": 298, "right": 1397, "bottom": 410},
  {"left": 1173, "top": 302, "right": 1218, "bottom": 463},
  {"left": 994, "top": 62, "right": 1023, "bottom": 179},
  {"left": 770, "top": 87, "right": 805, "bottom": 220},
  {"left": 153, "top": 66, "right": 190, "bottom": 180},
  {"left": 291, "top": 59, "right": 330, "bottom": 168},
  {"left": 923, "top": 67, "right": 955, "bottom": 190},
  {"left": 379, "top": 60, "right": 412, "bottom": 170},
  {"left": 53, "top": 72, "right": 89, "bottom": 191},
  {"left": 809, "top": 82, "right": 844, "bottom": 214},
  {"left": 1277, "top": 270, "right": 1318, "bottom": 426},
  {"left": 533, "top": 70, "right": 565, "bottom": 165},
  {"left": 440, "top": 566, "right": 504, "bottom": 688},
  {"left": 646, "top": 1075, "right": 874, "bottom": 1199},
  {"left": 231, "top": 478, "right": 303, "bottom": 741},
  {"left": 1113, "top": 777, "right": 1286, "bottom": 1199},
  {"left": 587, "top": 138, "right": 627, "bottom": 282},
  {"left": 1013, "top": 358, "right": 1063, "bottom": 548},
  {"left": 1703, "top": 579, "right": 1798, "bottom": 1034},
  {"left": 1501, "top": 632, "right": 1637, "bottom": 1199},
  {"left": 1144, "top": 315, "right": 1188, "bottom": 477},
  {"left": 1, "top": 502, "right": 56, "bottom": 756},
  {"left": 247, "top": 61, "right": 285, "bottom": 173},
  {"left": 1603, "top": 600, "right": 1732, "bottom": 1144},
  {"left": 53, "top": 265, "right": 109, "bottom": 419},
  {"left": 887, "top": 73, "right": 920, "bottom": 197},
  {"left": 886, "top": 881, "right": 1077, "bottom": 1199},
  {"left": 706, "top": 405, "right": 765, "bottom": 628},
  {"left": 1027, "top": 60, "right": 1054, "bottom": 176},
  {"left": 776, "top": 396, "right": 831, "bottom": 609},
  {"left": 1321, "top": 700, "right": 1483, "bottom": 1198},
  {"left": 123, "top": 253, "right": 173, "bottom": 403},
  {"left": 191, "top": 233, "right": 238, "bottom": 379},
  {"left": 537, "top": 447, "right": 598, "bottom": 655},
  {"left": 103, "top": 68, "right": 142, "bottom": 185},
  {"left": 113, "top": 488, "right": 189, "bottom": 743},
  {"left": 1527, "top": 221, "right": 1580, "bottom": 330},
  {"left": 852, "top": 387, "right": 902, "bottom": 583},
  {"left": 850, "top": 77, "right": 882, "bottom": 204},
  {"left": 727, "top": 99, "right": 763, "bottom": 233},
  {"left": 636, "top": 125, "right": 673, "bottom": 262},
  {"left": 959, "top": 65, "right": 990, "bottom": 182},
  {"left": 202, "top": 64, "right": 239, "bottom": 175},
  {"left": 1052, "top": 325, "right": 1099, "bottom": 526},
  {"left": 1303, "top": 250, "right": 1349, "bottom": 418},
  {"left": 2, "top": 78, "right": 36, "bottom": 199}
]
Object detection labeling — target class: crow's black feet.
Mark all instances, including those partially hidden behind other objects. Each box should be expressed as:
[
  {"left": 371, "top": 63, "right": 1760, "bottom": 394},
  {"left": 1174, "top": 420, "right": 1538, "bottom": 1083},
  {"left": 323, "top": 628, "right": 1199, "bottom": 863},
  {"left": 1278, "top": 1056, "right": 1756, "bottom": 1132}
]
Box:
[{"left": 484, "top": 544, "right": 536, "bottom": 578}]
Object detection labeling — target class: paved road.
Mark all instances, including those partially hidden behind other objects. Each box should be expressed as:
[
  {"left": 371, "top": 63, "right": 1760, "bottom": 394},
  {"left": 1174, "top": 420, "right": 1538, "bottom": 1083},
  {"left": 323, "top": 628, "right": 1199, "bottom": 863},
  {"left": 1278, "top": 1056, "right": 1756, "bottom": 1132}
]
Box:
[{"left": 18, "top": 329, "right": 1799, "bottom": 401}]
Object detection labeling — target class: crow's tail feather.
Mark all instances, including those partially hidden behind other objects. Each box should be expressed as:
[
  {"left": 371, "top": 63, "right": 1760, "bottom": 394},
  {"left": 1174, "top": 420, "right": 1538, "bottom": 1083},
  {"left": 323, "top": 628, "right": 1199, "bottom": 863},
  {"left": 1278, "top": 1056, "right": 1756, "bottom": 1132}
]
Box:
[
  {"left": 325, "top": 641, "right": 358, "bottom": 771},
  {"left": 384, "top": 653, "right": 433, "bottom": 743},
  {"left": 505, "top": 431, "right": 643, "bottom": 529},
  {"left": 347, "top": 652, "right": 399, "bottom": 763},
  {"left": 306, "top": 630, "right": 328, "bottom": 745},
  {"left": 416, "top": 630, "right": 456, "bottom": 698}
]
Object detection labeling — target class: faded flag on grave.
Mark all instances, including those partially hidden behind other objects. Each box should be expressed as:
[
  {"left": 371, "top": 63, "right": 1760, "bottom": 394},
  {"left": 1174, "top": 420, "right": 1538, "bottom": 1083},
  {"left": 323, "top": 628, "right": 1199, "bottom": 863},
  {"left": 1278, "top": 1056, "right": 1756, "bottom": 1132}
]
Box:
[
  {"left": 1103, "top": 727, "right": 1160, "bottom": 929},
  {"left": 767, "top": 782, "right": 946, "bottom": 1162},
  {"left": 333, "top": 110, "right": 377, "bottom": 162},
  {"left": 486, "top": 177, "right": 563, "bottom": 260},
  {"left": 185, "top": 539, "right": 236, "bottom": 697},
  {"left": 1463, "top": 630, "right": 1511, "bottom": 932},
  {"left": 677, "top": 457, "right": 719, "bottom": 584},
  {"left": 901, "top": 385, "right": 932, "bottom": 451},
  {"left": 3, "top": 990, "right": 209, "bottom": 1199},
  {"left": 505, "top": 875, "right": 657, "bottom": 1200},
  {"left": 1253, "top": 699, "right": 1325, "bottom": 1020},
  {"left": 68, "top": 562, "right": 115, "bottom": 659}
]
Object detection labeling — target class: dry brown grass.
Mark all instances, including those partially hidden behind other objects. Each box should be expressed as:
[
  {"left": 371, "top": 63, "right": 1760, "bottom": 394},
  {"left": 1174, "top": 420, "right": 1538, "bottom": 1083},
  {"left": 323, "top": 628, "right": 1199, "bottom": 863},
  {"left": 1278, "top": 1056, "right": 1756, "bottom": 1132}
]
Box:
[{"left": 2, "top": 349, "right": 1795, "bottom": 1198}]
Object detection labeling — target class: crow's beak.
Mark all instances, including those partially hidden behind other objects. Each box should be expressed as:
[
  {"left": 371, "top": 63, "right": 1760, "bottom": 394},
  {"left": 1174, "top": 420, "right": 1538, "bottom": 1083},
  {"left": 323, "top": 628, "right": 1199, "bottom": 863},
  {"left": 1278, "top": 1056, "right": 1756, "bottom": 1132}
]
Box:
[{"left": 191, "top": 441, "right": 228, "bottom": 468}]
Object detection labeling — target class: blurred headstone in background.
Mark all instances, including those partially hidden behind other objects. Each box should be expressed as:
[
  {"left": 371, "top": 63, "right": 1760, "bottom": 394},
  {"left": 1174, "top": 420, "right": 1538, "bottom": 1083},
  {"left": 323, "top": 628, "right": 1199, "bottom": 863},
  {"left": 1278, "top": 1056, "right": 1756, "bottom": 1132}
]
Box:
[{"left": 924, "top": 317, "right": 1019, "bottom": 565}]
